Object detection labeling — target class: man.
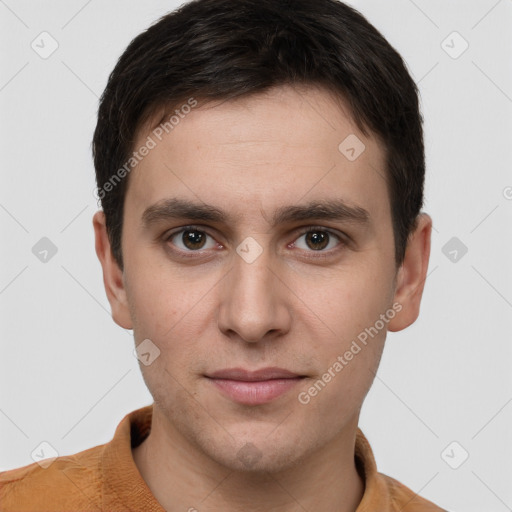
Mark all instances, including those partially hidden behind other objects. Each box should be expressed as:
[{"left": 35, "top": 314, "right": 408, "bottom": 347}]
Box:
[{"left": 0, "top": 0, "right": 447, "bottom": 510}]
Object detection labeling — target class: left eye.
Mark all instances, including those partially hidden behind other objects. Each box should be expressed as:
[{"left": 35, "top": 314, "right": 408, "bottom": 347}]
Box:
[{"left": 293, "top": 229, "right": 341, "bottom": 251}]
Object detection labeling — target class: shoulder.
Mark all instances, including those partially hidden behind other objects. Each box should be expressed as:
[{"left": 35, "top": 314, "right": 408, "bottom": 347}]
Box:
[
  {"left": 380, "top": 472, "right": 448, "bottom": 512},
  {"left": 0, "top": 444, "right": 105, "bottom": 511}
]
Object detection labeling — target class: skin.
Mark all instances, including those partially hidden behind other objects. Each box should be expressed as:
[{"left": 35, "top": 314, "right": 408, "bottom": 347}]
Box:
[{"left": 94, "top": 84, "right": 431, "bottom": 512}]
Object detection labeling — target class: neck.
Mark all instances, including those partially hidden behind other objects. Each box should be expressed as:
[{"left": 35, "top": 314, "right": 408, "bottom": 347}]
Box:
[{"left": 133, "top": 411, "right": 364, "bottom": 512}]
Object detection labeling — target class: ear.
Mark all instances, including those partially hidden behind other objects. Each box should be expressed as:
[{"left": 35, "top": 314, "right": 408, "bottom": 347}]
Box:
[
  {"left": 388, "top": 213, "right": 432, "bottom": 332},
  {"left": 93, "top": 210, "right": 133, "bottom": 329}
]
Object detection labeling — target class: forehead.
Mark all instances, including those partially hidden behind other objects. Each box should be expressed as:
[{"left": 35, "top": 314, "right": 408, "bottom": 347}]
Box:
[{"left": 125, "top": 85, "right": 389, "bottom": 226}]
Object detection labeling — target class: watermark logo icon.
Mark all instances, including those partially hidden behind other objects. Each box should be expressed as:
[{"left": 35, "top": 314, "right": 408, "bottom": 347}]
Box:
[
  {"left": 442, "top": 237, "right": 468, "bottom": 263},
  {"left": 31, "top": 32, "right": 59, "bottom": 59},
  {"left": 134, "top": 339, "right": 161, "bottom": 366},
  {"left": 441, "top": 31, "right": 469, "bottom": 60},
  {"left": 236, "top": 237, "right": 263, "bottom": 264},
  {"left": 338, "top": 134, "right": 366, "bottom": 161},
  {"left": 441, "top": 441, "right": 469, "bottom": 469},
  {"left": 236, "top": 442, "right": 263, "bottom": 468},
  {"left": 32, "top": 237, "right": 58, "bottom": 263},
  {"left": 31, "top": 441, "right": 58, "bottom": 469}
]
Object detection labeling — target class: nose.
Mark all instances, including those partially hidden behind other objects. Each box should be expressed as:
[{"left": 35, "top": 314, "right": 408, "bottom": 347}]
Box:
[{"left": 217, "top": 242, "right": 292, "bottom": 343}]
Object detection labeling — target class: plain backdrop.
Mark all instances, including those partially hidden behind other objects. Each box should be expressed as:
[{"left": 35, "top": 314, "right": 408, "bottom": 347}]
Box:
[{"left": 1, "top": 1, "right": 511, "bottom": 511}]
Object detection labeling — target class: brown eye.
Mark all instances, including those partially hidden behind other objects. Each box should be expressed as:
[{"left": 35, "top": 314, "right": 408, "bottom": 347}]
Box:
[
  {"left": 182, "top": 229, "right": 206, "bottom": 250},
  {"left": 167, "top": 227, "right": 217, "bottom": 252},
  {"left": 293, "top": 228, "right": 342, "bottom": 253},
  {"left": 304, "top": 231, "right": 330, "bottom": 250}
]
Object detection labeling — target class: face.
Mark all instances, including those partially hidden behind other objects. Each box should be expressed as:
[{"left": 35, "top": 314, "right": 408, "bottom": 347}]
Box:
[{"left": 94, "top": 84, "right": 430, "bottom": 473}]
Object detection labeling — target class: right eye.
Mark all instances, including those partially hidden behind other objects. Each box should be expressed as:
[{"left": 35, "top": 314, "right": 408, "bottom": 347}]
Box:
[{"left": 166, "top": 226, "right": 219, "bottom": 253}]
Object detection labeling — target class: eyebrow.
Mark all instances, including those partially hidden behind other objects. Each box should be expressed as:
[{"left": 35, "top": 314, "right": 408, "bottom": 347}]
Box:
[{"left": 141, "top": 197, "right": 370, "bottom": 229}]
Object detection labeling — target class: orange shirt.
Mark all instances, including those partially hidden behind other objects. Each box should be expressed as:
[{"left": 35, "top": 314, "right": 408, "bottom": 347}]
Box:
[{"left": 0, "top": 405, "right": 446, "bottom": 511}]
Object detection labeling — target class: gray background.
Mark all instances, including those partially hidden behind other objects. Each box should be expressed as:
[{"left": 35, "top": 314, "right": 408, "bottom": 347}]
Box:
[{"left": 1, "top": 1, "right": 511, "bottom": 510}]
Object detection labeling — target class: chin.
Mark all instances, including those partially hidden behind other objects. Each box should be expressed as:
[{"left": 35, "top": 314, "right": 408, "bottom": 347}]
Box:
[{"left": 202, "top": 429, "right": 314, "bottom": 475}]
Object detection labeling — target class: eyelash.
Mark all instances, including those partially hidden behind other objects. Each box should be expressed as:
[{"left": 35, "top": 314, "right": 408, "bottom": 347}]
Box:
[{"left": 163, "top": 225, "right": 346, "bottom": 260}]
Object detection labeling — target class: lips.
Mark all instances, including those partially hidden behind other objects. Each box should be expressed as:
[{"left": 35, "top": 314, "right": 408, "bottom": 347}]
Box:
[
  {"left": 207, "top": 367, "right": 303, "bottom": 381},
  {"left": 205, "top": 367, "right": 306, "bottom": 405}
]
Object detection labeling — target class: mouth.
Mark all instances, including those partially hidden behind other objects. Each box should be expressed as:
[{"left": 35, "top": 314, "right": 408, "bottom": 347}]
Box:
[{"left": 205, "top": 367, "right": 307, "bottom": 405}]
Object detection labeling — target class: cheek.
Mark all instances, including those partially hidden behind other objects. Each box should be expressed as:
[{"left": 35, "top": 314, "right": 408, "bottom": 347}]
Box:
[
  {"left": 124, "top": 256, "right": 202, "bottom": 336},
  {"left": 124, "top": 262, "right": 220, "bottom": 382},
  {"left": 296, "top": 324, "right": 386, "bottom": 429},
  {"left": 291, "top": 257, "right": 393, "bottom": 407},
  {"left": 294, "top": 258, "right": 394, "bottom": 341}
]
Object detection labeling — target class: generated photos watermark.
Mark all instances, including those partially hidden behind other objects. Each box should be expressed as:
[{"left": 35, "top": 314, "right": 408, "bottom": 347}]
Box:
[
  {"left": 298, "top": 301, "right": 402, "bottom": 405},
  {"left": 94, "top": 97, "right": 198, "bottom": 201}
]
